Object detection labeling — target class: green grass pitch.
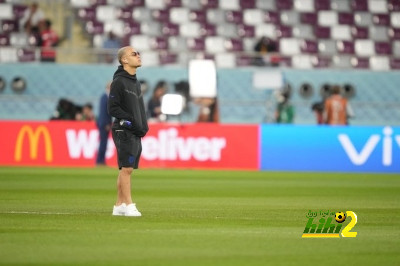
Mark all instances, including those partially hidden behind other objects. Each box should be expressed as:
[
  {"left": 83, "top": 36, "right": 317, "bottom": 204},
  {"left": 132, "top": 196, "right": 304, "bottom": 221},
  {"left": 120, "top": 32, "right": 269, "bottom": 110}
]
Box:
[{"left": 0, "top": 167, "right": 399, "bottom": 266}]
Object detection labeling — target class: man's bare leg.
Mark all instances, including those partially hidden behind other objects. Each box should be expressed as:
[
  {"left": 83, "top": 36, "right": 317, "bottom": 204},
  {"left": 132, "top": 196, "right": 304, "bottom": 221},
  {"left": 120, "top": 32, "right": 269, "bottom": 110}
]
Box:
[{"left": 116, "top": 167, "right": 133, "bottom": 205}]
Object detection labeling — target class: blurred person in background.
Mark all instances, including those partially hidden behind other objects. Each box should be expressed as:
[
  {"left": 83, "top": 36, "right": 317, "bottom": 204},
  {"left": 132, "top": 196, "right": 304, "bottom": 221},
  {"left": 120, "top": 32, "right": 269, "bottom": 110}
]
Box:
[
  {"left": 38, "top": 19, "right": 59, "bottom": 62},
  {"left": 311, "top": 101, "right": 325, "bottom": 125},
  {"left": 147, "top": 81, "right": 167, "bottom": 122},
  {"left": 324, "top": 85, "right": 354, "bottom": 125},
  {"left": 195, "top": 98, "right": 219, "bottom": 123},
  {"left": 19, "top": 2, "right": 44, "bottom": 34},
  {"left": 102, "top": 31, "right": 121, "bottom": 63},
  {"left": 275, "top": 91, "right": 294, "bottom": 124},
  {"left": 96, "top": 81, "right": 112, "bottom": 166},
  {"left": 76, "top": 103, "right": 95, "bottom": 121},
  {"left": 253, "top": 36, "right": 278, "bottom": 66}
]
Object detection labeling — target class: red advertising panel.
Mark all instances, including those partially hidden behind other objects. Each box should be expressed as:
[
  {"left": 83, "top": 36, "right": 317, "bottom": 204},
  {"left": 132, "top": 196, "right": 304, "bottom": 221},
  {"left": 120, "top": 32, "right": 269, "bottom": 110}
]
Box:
[{"left": 0, "top": 121, "right": 258, "bottom": 170}]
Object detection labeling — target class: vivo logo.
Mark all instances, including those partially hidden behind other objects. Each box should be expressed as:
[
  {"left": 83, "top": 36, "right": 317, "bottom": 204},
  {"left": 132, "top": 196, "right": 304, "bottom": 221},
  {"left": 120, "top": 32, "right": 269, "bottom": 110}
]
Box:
[{"left": 339, "top": 127, "right": 400, "bottom": 166}]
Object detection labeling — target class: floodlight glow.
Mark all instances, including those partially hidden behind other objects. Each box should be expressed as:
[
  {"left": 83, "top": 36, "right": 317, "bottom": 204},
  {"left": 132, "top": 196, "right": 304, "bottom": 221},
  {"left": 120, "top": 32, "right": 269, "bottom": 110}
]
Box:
[
  {"left": 161, "top": 94, "right": 184, "bottom": 115},
  {"left": 189, "top": 59, "right": 217, "bottom": 97}
]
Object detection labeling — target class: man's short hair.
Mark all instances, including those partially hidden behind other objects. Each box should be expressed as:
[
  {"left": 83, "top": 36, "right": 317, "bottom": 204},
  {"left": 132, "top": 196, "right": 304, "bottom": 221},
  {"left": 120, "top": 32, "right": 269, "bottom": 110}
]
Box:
[{"left": 117, "top": 47, "right": 127, "bottom": 65}]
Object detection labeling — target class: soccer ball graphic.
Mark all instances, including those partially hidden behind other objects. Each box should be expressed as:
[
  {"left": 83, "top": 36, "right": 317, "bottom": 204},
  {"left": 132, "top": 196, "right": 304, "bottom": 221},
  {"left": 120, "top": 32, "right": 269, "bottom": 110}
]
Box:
[{"left": 335, "top": 212, "right": 346, "bottom": 223}]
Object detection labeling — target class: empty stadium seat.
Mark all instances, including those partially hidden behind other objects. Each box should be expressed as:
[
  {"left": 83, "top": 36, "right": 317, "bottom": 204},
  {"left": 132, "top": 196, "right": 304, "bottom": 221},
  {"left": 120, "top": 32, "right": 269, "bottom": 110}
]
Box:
[
  {"left": 152, "top": 9, "right": 170, "bottom": 23},
  {"left": 129, "top": 35, "right": 150, "bottom": 50},
  {"left": 207, "top": 9, "right": 226, "bottom": 24},
  {"left": 150, "top": 37, "right": 168, "bottom": 50},
  {"left": 368, "top": 0, "right": 388, "bottom": 13},
  {"left": 393, "top": 40, "right": 400, "bottom": 55},
  {"left": 280, "top": 38, "right": 300, "bottom": 55},
  {"left": 292, "top": 54, "right": 313, "bottom": 68},
  {"left": 292, "top": 25, "right": 314, "bottom": 39},
  {"left": 201, "top": 0, "right": 219, "bottom": 9},
  {"left": 390, "top": 58, "right": 400, "bottom": 69},
  {"left": 189, "top": 10, "right": 207, "bottom": 23},
  {"left": 187, "top": 38, "right": 205, "bottom": 51},
  {"left": 199, "top": 23, "right": 217, "bottom": 36},
  {"left": 219, "top": 0, "right": 240, "bottom": 10},
  {"left": 351, "top": 56, "right": 370, "bottom": 68},
  {"left": 337, "top": 40, "right": 355, "bottom": 54},
  {"left": 300, "top": 12, "right": 317, "bottom": 24},
  {"left": 256, "top": 0, "right": 276, "bottom": 10},
  {"left": 96, "top": 5, "right": 118, "bottom": 22},
  {"left": 17, "top": 48, "right": 36, "bottom": 62},
  {"left": 391, "top": 12, "right": 400, "bottom": 27},
  {"left": 369, "top": 25, "right": 389, "bottom": 41},
  {"left": 314, "top": 26, "right": 331, "bottom": 38},
  {"left": 1, "top": 19, "right": 18, "bottom": 33},
  {"left": 275, "top": 25, "right": 292, "bottom": 38},
  {"left": 255, "top": 24, "right": 276, "bottom": 38},
  {"left": 0, "top": 33, "right": 9, "bottom": 46},
  {"left": 159, "top": 51, "right": 177, "bottom": 64},
  {"left": 351, "top": 26, "right": 369, "bottom": 39},
  {"left": 315, "top": 0, "right": 331, "bottom": 11},
  {"left": 240, "top": 0, "right": 256, "bottom": 9},
  {"left": 301, "top": 39, "right": 318, "bottom": 53},
  {"left": 389, "top": 28, "right": 400, "bottom": 39},
  {"left": 338, "top": 12, "right": 354, "bottom": 24},
  {"left": 180, "top": 22, "right": 201, "bottom": 37},
  {"left": 168, "top": 36, "right": 187, "bottom": 51},
  {"left": 162, "top": 23, "right": 179, "bottom": 36},
  {"left": 373, "top": 14, "right": 390, "bottom": 26},
  {"left": 331, "top": 0, "right": 351, "bottom": 11},
  {"left": 318, "top": 11, "right": 338, "bottom": 26},
  {"left": 281, "top": 11, "right": 300, "bottom": 25},
  {"left": 237, "top": 24, "right": 255, "bottom": 37},
  {"left": 354, "top": 12, "right": 373, "bottom": 26},
  {"left": 78, "top": 7, "right": 96, "bottom": 21},
  {"left": 332, "top": 55, "right": 352, "bottom": 68},
  {"left": 104, "top": 20, "right": 124, "bottom": 36},
  {"left": 141, "top": 21, "right": 162, "bottom": 36},
  {"left": 370, "top": 55, "right": 390, "bottom": 70},
  {"left": 145, "top": 0, "right": 165, "bottom": 9},
  {"left": 318, "top": 39, "right": 337, "bottom": 55},
  {"left": 243, "top": 9, "right": 264, "bottom": 25},
  {"left": 140, "top": 51, "right": 159, "bottom": 66},
  {"left": 0, "top": 4, "right": 13, "bottom": 19},
  {"left": 0, "top": 47, "right": 17, "bottom": 62},
  {"left": 375, "top": 41, "right": 392, "bottom": 54},
  {"left": 224, "top": 38, "right": 243, "bottom": 51},
  {"left": 276, "top": 0, "right": 294, "bottom": 10},
  {"left": 170, "top": 7, "right": 190, "bottom": 24},
  {"left": 205, "top": 36, "right": 226, "bottom": 53},
  {"left": 351, "top": 0, "right": 368, "bottom": 11},
  {"left": 215, "top": 53, "right": 236, "bottom": 68},
  {"left": 355, "top": 39, "right": 375, "bottom": 56},
  {"left": 311, "top": 55, "right": 332, "bottom": 67},
  {"left": 331, "top": 25, "right": 352, "bottom": 40},
  {"left": 225, "top": 11, "right": 243, "bottom": 23},
  {"left": 294, "top": 0, "right": 315, "bottom": 12},
  {"left": 265, "top": 11, "right": 281, "bottom": 24}
]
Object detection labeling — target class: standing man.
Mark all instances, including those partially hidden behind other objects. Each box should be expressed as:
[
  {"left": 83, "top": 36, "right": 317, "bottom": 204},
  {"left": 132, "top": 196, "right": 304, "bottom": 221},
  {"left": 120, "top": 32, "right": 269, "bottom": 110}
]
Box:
[
  {"left": 324, "top": 85, "right": 354, "bottom": 125},
  {"left": 96, "top": 81, "right": 112, "bottom": 166},
  {"left": 108, "top": 46, "right": 149, "bottom": 217}
]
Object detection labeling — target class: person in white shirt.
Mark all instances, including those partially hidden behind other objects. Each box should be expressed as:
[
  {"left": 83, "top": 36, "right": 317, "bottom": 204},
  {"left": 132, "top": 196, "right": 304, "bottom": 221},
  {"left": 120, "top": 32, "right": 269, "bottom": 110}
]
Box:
[{"left": 20, "top": 2, "right": 44, "bottom": 34}]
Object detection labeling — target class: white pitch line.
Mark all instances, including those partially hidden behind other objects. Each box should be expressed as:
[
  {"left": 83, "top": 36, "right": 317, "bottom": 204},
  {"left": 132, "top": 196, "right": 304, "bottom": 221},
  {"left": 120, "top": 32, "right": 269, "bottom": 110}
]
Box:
[{"left": 1, "top": 211, "right": 74, "bottom": 215}]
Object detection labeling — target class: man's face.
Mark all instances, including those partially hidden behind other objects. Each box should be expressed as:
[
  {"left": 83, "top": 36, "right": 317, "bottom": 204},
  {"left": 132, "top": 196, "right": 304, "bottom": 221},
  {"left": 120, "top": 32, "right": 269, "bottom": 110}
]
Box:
[{"left": 123, "top": 47, "right": 142, "bottom": 68}]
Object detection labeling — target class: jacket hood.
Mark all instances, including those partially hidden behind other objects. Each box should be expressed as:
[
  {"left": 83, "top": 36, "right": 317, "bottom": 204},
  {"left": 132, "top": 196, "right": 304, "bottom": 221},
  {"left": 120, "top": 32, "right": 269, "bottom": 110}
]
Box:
[{"left": 113, "top": 65, "right": 137, "bottom": 81}]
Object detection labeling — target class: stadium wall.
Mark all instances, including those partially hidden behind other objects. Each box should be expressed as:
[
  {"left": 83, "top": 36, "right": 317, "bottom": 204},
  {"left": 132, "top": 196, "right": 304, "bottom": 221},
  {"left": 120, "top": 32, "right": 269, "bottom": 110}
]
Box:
[
  {"left": 1, "top": 121, "right": 399, "bottom": 173},
  {"left": 0, "top": 64, "right": 399, "bottom": 125}
]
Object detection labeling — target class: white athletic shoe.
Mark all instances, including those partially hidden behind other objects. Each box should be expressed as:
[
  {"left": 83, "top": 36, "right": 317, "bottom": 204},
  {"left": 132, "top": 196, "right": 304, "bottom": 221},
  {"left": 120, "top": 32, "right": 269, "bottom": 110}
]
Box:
[
  {"left": 112, "top": 203, "right": 126, "bottom": 216},
  {"left": 125, "top": 203, "right": 142, "bottom": 217}
]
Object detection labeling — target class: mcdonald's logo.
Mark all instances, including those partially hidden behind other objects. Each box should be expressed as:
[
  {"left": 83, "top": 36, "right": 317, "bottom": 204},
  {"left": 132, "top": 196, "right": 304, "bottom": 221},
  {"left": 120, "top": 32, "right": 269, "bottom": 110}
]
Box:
[{"left": 14, "top": 125, "right": 53, "bottom": 162}]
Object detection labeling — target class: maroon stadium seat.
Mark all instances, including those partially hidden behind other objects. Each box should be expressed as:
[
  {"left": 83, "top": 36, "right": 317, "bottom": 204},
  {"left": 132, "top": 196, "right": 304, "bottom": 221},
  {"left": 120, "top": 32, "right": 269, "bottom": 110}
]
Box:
[
  {"left": 85, "top": 20, "right": 104, "bottom": 35},
  {"left": 276, "top": 0, "right": 293, "bottom": 10},
  {"left": 312, "top": 56, "right": 332, "bottom": 68},
  {"left": 1, "top": 19, "right": 18, "bottom": 33},
  {"left": 189, "top": 10, "right": 207, "bottom": 23},
  {"left": 375, "top": 41, "right": 392, "bottom": 55},
  {"left": 199, "top": 23, "right": 216, "bottom": 36},
  {"left": 337, "top": 40, "right": 355, "bottom": 54},
  {"left": 265, "top": 11, "right": 280, "bottom": 24},
  {"left": 187, "top": 37, "right": 205, "bottom": 51},
  {"left": 125, "top": 0, "right": 145, "bottom": 7},
  {"left": 276, "top": 25, "right": 292, "bottom": 38},
  {"left": 225, "top": 11, "right": 243, "bottom": 24},
  {"left": 78, "top": 7, "right": 97, "bottom": 21},
  {"left": 18, "top": 48, "right": 36, "bottom": 62},
  {"left": 240, "top": 0, "right": 255, "bottom": 9},
  {"left": 201, "top": 0, "right": 218, "bottom": 8},
  {"left": 389, "top": 28, "right": 400, "bottom": 39},
  {"left": 165, "top": 0, "right": 182, "bottom": 8},
  {"left": 151, "top": 37, "right": 169, "bottom": 50},
  {"left": 315, "top": 0, "right": 331, "bottom": 11},
  {"left": 351, "top": 0, "right": 368, "bottom": 11},
  {"left": 301, "top": 39, "right": 318, "bottom": 53},
  {"left": 159, "top": 51, "right": 177, "bottom": 64},
  {"left": 237, "top": 24, "right": 255, "bottom": 37},
  {"left": 124, "top": 21, "right": 141, "bottom": 35},
  {"left": 390, "top": 58, "right": 400, "bottom": 69},
  {"left": 224, "top": 38, "right": 243, "bottom": 51},
  {"left": 161, "top": 22, "right": 180, "bottom": 36},
  {"left": 152, "top": 9, "right": 170, "bottom": 23},
  {"left": 351, "top": 26, "right": 369, "bottom": 39},
  {"left": 373, "top": 14, "right": 390, "bottom": 26},
  {"left": 236, "top": 54, "right": 253, "bottom": 66},
  {"left": 314, "top": 26, "right": 331, "bottom": 39},
  {"left": 352, "top": 57, "right": 370, "bottom": 68},
  {"left": 0, "top": 33, "right": 9, "bottom": 46},
  {"left": 388, "top": 0, "right": 400, "bottom": 11},
  {"left": 338, "top": 12, "right": 355, "bottom": 25},
  {"left": 300, "top": 12, "right": 317, "bottom": 24}
]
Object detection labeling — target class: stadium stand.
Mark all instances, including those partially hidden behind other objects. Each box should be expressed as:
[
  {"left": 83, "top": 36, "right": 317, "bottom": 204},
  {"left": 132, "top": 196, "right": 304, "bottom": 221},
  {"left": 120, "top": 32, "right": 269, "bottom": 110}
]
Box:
[{"left": 0, "top": 0, "right": 399, "bottom": 126}]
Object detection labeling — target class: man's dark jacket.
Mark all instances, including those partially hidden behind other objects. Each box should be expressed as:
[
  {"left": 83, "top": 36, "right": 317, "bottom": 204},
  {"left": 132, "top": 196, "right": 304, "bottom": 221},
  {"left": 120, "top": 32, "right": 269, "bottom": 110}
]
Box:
[{"left": 108, "top": 65, "right": 149, "bottom": 137}]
